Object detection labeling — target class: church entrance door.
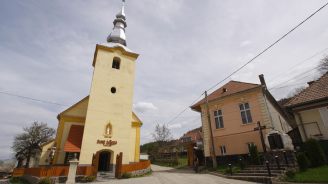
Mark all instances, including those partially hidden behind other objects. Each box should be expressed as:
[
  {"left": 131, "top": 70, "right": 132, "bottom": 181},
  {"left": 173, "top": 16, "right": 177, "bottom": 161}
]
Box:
[{"left": 98, "top": 151, "right": 111, "bottom": 171}]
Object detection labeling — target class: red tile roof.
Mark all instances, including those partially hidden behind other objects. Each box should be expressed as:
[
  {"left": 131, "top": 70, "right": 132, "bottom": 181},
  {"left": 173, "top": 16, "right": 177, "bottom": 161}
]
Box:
[
  {"left": 285, "top": 72, "right": 328, "bottom": 107},
  {"left": 191, "top": 81, "right": 260, "bottom": 111},
  {"left": 64, "top": 125, "right": 84, "bottom": 152}
]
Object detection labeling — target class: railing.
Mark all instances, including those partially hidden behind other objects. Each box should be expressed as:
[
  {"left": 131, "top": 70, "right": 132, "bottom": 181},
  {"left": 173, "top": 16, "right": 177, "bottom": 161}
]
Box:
[
  {"left": 121, "top": 160, "right": 151, "bottom": 173},
  {"left": 12, "top": 165, "right": 96, "bottom": 177}
]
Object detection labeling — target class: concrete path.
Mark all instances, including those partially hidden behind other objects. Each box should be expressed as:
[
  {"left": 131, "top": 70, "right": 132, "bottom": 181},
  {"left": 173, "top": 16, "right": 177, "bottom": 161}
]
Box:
[{"left": 92, "top": 164, "right": 258, "bottom": 184}]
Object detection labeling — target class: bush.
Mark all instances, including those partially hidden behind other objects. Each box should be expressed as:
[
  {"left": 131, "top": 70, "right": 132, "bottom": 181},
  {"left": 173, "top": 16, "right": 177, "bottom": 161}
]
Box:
[
  {"left": 10, "top": 177, "right": 30, "bottom": 184},
  {"left": 237, "top": 156, "right": 246, "bottom": 169},
  {"left": 297, "top": 152, "right": 310, "bottom": 171},
  {"left": 285, "top": 170, "right": 296, "bottom": 178},
  {"left": 79, "top": 176, "right": 96, "bottom": 183},
  {"left": 38, "top": 177, "right": 52, "bottom": 184},
  {"left": 303, "top": 139, "right": 326, "bottom": 167},
  {"left": 121, "top": 172, "right": 132, "bottom": 179},
  {"left": 249, "top": 145, "right": 260, "bottom": 165}
]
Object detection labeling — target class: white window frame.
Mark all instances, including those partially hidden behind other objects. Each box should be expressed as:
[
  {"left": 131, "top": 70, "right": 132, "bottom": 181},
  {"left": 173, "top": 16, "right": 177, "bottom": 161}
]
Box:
[
  {"left": 214, "top": 109, "right": 224, "bottom": 129},
  {"left": 239, "top": 103, "right": 252, "bottom": 124},
  {"left": 220, "top": 145, "right": 226, "bottom": 155}
]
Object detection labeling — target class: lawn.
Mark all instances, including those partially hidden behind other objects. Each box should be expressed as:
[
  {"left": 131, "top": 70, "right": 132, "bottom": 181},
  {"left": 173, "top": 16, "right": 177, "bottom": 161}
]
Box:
[
  {"left": 287, "top": 165, "right": 328, "bottom": 183},
  {"left": 152, "top": 156, "right": 188, "bottom": 169}
]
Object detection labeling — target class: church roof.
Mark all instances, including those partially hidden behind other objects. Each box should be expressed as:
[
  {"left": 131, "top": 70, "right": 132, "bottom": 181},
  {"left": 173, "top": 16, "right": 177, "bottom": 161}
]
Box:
[
  {"left": 107, "top": 0, "right": 128, "bottom": 46},
  {"left": 58, "top": 96, "right": 142, "bottom": 124},
  {"left": 64, "top": 125, "right": 84, "bottom": 152}
]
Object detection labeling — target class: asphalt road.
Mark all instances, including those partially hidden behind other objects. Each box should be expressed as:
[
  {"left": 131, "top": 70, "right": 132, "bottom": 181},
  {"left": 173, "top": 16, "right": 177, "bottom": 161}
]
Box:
[{"left": 94, "top": 165, "right": 257, "bottom": 184}]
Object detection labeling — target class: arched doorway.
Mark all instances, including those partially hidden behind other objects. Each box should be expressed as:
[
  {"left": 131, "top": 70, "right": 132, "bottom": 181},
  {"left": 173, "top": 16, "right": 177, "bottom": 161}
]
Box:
[{"left": 97, "top": 150, "right": 113, "bottom": 172}]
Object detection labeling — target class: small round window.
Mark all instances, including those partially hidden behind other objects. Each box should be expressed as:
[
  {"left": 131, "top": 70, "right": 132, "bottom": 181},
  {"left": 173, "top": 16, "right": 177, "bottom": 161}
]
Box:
[{"left": 111, "top": 87, "right": 116, "bottom": 94}]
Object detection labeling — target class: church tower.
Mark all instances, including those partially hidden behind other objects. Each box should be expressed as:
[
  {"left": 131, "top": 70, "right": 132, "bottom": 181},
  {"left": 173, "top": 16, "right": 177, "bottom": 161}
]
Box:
[{"left": 79, "top": 0, "right": 140, "bottom": 166}]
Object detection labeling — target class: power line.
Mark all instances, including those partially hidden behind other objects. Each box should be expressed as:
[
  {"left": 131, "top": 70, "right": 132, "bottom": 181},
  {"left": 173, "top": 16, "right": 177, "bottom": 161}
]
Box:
[
  {"left": 267, "top": 47, "right": 328, "bottom": 81},
  {"left": 206, "top": 1, "right": 328, "bottom": 93}
]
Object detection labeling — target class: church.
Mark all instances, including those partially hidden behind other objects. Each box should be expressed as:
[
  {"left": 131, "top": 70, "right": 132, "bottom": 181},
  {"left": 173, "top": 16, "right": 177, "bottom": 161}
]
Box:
[{"left": 39, "top": 0, "right": 142, "bottom": 172}]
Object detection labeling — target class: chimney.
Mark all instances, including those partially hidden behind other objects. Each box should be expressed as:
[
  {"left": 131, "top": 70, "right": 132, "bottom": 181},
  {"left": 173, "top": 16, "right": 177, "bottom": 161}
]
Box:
[
  {"left": 307, "top": 81, "right": 315, "bottom": 86},
  {"left": 259, "top": 74, "right": 267, "bottom": 90}
]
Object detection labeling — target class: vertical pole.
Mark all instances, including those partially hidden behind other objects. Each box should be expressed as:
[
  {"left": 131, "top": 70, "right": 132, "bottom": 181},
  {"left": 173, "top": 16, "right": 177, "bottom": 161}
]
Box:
[
  {"left": 257, "top": 121, "right": 267, "bottom": 153},
  {"left": 275, "top": 155, "right": 280, "bottom": 170},
  {"left": 266, "top": 160, "right": 271, "bottom": 177},
  {"left": 205, "top": 91, "right": 218, "bottom": 169},
  {"left": 283, "top": 151, "right": 289, "bottom": 167}
]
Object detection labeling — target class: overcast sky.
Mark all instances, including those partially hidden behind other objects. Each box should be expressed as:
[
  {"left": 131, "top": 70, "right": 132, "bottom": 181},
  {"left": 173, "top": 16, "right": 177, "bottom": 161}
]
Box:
[{"left": 1, "top": 0, "right": 328, "bottom": 160}]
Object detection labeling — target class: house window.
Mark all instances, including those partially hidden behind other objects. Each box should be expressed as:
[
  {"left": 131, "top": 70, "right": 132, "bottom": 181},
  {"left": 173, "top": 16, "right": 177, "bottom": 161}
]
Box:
[
  {"left": 268, "top": 133, "right": 284, "bottom": 149},
  {"left": 112, "top": 57, "right": 120, "bottom": 69},
  {"left": 214, "top": 110, "right": 224, "bottom": 129},
  {"left": 220, "top": 145, "right": 226, "bottom": 155},
  {"left": 247, "top": 142, "right": 255, "bottom": 153},
  {"left": 239, "top": 103, "right": 252, "bottom": 124}
]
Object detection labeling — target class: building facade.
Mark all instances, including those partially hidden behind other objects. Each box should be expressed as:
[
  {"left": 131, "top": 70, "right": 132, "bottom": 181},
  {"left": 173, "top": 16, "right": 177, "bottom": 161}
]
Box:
[
  {"left": 284, "top": 72, "right": 328, "bottom": 144},
  {"left": 39, "top": 1, "right": 142, "bottom": 172},
  {"left": 191, "top": 75, "right": 294, "bottom": 160}
]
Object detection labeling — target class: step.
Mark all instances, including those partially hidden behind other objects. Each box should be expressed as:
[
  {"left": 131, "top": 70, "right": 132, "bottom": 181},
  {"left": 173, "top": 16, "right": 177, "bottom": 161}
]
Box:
[
  {"left": 232, "top": 172, "right": 279, "bottom": 177},
  {"left": 238, "top": 170, "right": 283, "bottom": 174},
  {"left": 227, "top": 175, "right": 273, "bottom": 184}
]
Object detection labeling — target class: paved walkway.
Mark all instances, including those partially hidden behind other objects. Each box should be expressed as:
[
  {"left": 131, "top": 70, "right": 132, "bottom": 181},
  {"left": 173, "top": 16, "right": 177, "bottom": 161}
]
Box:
[{"left": 93, "top": 165, "right": 258, "bottom": 184}]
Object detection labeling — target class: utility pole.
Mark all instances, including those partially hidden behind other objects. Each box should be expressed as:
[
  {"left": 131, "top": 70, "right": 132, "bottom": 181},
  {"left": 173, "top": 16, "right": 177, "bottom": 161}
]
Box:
[{"left": 205, "top": 91, "right": 217, "bottom": 168}]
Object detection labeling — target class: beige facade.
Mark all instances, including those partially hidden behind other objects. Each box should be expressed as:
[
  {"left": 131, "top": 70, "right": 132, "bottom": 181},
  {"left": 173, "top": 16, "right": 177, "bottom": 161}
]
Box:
[{"left": 193, "top": 81, "right": 293, "bottom": 157}]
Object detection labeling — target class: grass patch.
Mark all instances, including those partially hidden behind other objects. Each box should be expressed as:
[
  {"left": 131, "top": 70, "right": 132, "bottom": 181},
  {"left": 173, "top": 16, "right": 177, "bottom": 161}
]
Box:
[
  {"left": 216, "top": 165, "right": 240, "bottom": 175},
  {"left": 152, "top": 156, "right": 188, "bottom": 169},
  {"left": 286, "top": 165, "right": 328, "bottom": 183}
]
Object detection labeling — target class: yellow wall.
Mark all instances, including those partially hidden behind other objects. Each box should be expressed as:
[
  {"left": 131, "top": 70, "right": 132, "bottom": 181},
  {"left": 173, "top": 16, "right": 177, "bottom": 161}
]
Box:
[
  {"left": 79, "top": 45, "right": 139, "bottom": 165},
  {"left": 39, "top": 140, "right": 55, "bottom": 165},
  {"left": 296, "top": 107, "right": 328, "bottom": 141}
]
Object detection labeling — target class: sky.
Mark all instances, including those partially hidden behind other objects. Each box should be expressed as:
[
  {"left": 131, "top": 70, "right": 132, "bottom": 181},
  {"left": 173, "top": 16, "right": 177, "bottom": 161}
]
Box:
[{"left": 0, "top": 0, "right": 328, "bottom": 160}]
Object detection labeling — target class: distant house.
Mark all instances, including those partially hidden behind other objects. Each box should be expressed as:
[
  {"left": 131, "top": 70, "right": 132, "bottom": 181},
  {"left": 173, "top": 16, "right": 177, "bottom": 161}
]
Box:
[
  {"left": 284, "top": 72, "right": 328, "bottom": 145},
  {"left": 180, "top": 127, "right": 203, "bottom": 149},
  {"left": 191, "top": 75, "right": 294, "bottom": 161}
]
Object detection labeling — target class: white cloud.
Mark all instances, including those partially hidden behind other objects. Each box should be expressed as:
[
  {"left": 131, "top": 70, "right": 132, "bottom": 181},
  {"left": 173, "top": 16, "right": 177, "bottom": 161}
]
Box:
[
  {"left": 168, "top": 123, "right": 182, "bottom": 129},
  {"left": 240, "top": 40, "right": 252, "bottom": 47},
  {"left": 133, "top": 102, "right": 158, "bottom": 113}
]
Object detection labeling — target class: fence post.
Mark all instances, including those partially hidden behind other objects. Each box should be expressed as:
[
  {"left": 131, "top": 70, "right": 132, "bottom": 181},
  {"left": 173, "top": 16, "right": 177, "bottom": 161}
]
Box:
[
  {"left": 275, "top": 155, "right": 280, "bottom": 170},
  {"left": 228, "top": 164, "right": 232, "bottom": 176},
  {"left": 265, "top": 160, "right": 271, "bottom": 177},
  {"left": 283, "top": 151, "right": 289, "bottom": 167}
]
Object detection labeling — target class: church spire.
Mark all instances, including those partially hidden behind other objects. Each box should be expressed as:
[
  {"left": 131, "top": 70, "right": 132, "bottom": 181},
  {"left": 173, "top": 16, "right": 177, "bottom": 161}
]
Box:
[{"left": 107, "top": 0, "right": 127, "bottom": 46}]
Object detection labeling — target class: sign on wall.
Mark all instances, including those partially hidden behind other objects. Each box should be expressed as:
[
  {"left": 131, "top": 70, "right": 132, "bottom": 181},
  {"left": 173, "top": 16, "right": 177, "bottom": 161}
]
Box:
[{"left": 97, "top": 139, "right": 117, "bottom": 147}]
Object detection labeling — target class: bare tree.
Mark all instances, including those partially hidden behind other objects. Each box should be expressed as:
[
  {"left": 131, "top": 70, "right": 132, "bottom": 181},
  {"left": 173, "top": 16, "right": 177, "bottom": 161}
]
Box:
[
  {"left": 319, "top": 55, "right": 328, "bottom": 73},
  {"left": 12, "top": 122, "right": 55, "bottom": 168},
  {"left": 152, "top": 123, "right": 172, "bottom": 146}
]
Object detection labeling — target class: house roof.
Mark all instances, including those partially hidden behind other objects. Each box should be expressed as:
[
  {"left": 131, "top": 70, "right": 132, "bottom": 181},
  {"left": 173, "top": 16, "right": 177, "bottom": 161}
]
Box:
[
  {"left": 64, "top": 125, "right": 84, "bottom": 152},
  {"left": 284, "top": 72, "right": 328, "bottom": 107},
  {"left": 180, "top": 127, "right": 202, "bottom": 142},
  {"left": 191, "top": 81, "right": 260, "bottom": 111}
]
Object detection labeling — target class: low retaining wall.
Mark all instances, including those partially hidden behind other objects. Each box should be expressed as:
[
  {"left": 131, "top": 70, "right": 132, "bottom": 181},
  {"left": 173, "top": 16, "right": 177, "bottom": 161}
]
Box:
[
  {"left": 119, "top": 160, "right": 151, "bottom": 177},
  {"left": 12, "top": 165, "right": 96, "bottom": 177}
]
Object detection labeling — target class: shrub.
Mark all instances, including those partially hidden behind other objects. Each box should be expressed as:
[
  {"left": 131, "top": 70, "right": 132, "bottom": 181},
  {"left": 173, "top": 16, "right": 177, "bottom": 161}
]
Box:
[
  {"left": 10, "top": 177, "right": 30, "bottom": 184},
  {"left": 296, "top": 152, "right": 310, "bottom": 171},
  {"left": 303, "top": 139, "right": 326, "bottom": 167},
  {"left": 237, "top": 156, "right": 246, "bottom": 169},
  {"left": 285, "top": 170, "right": 295, "bottom": 178},
  {"left": 121, "top": 172, "right": 132, "bottom": 179},
  {"left": 38, "top": 177, "right": 52, "bottom": 184},
  {"left": 249, "top": 145, "right": 260, "bottom": 165},
  {"left": 84, "top": 176, "right": 96, "bottom": 182}
]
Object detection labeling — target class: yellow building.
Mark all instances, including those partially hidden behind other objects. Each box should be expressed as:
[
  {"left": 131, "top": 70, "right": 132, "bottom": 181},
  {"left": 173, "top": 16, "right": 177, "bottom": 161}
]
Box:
[{"left": 39, "top": 1, "right": 142, "bottom": 172}]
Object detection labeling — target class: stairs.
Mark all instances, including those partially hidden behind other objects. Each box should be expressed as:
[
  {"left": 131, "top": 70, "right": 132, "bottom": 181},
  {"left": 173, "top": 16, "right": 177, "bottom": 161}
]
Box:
[
  {"left": 97, "top": 171, "right": 115, "bottom": 181},
  {"left": 227, "top": 165, "right": 287, "bottom": 184}
]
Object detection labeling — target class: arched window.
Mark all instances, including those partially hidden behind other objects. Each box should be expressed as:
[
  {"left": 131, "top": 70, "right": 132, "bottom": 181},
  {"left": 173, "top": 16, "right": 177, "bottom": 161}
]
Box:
[
  {"left": 112, "top": 57, "right": 120, "bottom": 69},
  {"left": 104, "top": 123, "right": 112, "bottom": 138}
]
